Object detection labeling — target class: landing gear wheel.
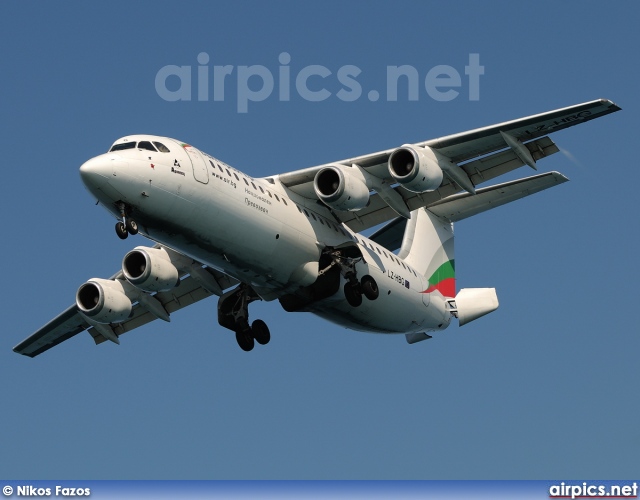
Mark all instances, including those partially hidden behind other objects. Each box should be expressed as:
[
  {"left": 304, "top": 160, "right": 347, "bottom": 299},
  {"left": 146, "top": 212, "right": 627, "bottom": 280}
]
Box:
[
  {"left": 235, "top": 329, "right": 255, "bottom": 352},
  {"left": 252, "top": 319, "right": 271, "bottom": 345},
  {"left": 115, "top": 221, "right": 128, "bottom": 239},
  {"left": 125, "top": 218, "right": 139, "bottom": 235},
  {"left": 344, "top": 282, "right": 363, "bottom": 307},
  {"left": 361, "top": 275, "right": 379, "bottom": 300}
]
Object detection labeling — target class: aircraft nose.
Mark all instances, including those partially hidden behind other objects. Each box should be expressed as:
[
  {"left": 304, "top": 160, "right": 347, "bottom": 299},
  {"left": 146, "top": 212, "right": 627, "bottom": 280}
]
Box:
[{"left": 79, "top": 156, "right": 112, "bottom": 188}]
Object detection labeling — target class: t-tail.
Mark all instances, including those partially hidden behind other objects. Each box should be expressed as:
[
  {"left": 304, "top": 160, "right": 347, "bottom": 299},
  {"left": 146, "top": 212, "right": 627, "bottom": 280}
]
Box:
[{"left": 400, "top": 207, "right": 499, "bottom": 333}]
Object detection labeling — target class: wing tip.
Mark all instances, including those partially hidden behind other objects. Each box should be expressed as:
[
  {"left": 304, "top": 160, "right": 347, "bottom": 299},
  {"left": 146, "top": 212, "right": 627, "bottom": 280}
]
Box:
[{"left": 597, "top": 97, "right": 622, "bottom": 112}]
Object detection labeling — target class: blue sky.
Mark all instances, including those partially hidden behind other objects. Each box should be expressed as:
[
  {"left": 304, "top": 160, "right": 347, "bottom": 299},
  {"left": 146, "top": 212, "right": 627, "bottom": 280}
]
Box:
[{"left": 1, "top": 1, "right": 638, "bottom": 480}]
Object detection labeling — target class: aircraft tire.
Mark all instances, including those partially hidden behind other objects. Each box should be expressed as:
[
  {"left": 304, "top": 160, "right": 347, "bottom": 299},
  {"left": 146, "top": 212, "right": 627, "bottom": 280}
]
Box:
[
  {"left": 252, "top": 319, "right": 271, "bottom": 345},
  {"left": 235, "top": 329, "right": 254, "bottom": 351},
  {"left": 125, "top": 218, "right": 139, "bottom": 235},
  {"left": 344, "top": 282, "right": 363, "bottom": 307},
  {"left": 361, "top": 275, "right": 379, "bottom": 300},
  {"left": 115, "top": 222, "right": 128, "bottom": 239}
]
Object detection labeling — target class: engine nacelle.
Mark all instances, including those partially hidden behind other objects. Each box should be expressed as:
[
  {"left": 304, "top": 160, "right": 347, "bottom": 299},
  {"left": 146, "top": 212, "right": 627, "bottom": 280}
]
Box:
[
  {"left": 313, "top": 165, "right": 370, "bottom": 211},
  {"left": 388, "top": 145, "right": 444, "bottom": 193},
  {"left": 122, "top": 246, "right": 180, "bottom": 292},
  {"left": 76, "top": 278, "right": 132, "bottom": 324}
]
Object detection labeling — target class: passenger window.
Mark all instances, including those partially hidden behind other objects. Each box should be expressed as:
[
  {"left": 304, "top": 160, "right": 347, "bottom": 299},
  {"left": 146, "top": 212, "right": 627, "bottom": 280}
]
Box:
[
  {"left": 274, "top": 194, "right": 280, "bottom": 201},
  {"left": 138, "top": 141, "right": 157, "bottom": 152},
  {"left": 297, "top": 206, "right": 303, "bottom": 213},
  {"left": 109, "top": 142, "right": 136, "bottom": 152},
  {"left": 319, "top": 218, "right": 324, "bottom": 225},
  {"left": 311, "top": 213, "right": 317, "bottom": 221},
  {"left": 251, "top": 182, "right": 257, "bottom": 190},
  {"left": 376, "top": 247, "right": 382, "bottom": 255},
  {"left": 282, "top": 198, "right": 288, "bottom": 206},
  {"left": 243, "top": 178, "right": 249, "bottom": 185},
  {"left": 233, "top": 173, "right": 239, "bottom": 181},
  {"left": 226, "top": 169, "right": 232, "bottom": 177},
  {"left": 259, "top": 186, "right": 265, "bottom": 193},
  {"left": 218, "top": 165, "right": 224, "bottom": 173},
  {"left": 304, "top": 210, "right": 310, "bottom": 217},
  {"left": 267, "top": 191, "right": 272, "bottom": 198},
  {"left": 209, "top": 160, "right": 215, "bottom": 168},
  {"left": 153, "top": 142, "right": 170, "bottom": 153}
]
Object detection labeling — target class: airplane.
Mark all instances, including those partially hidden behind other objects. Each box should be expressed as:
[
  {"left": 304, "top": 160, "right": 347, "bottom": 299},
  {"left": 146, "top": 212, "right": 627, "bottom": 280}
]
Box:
[{"left": 14, "top": 99, "right": 620, "bottom": 357}]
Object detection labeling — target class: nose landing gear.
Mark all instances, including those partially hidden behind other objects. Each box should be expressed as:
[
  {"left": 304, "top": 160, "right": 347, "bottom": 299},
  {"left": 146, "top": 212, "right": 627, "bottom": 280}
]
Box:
[{"left": 114, "top": 203, "right": 139, "bottom": 240}]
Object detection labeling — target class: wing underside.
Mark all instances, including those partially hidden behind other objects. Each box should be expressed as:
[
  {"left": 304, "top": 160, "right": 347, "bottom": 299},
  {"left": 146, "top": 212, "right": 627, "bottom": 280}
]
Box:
[{"left": 14, "top": 264, "right": 238, "bottom": 358}]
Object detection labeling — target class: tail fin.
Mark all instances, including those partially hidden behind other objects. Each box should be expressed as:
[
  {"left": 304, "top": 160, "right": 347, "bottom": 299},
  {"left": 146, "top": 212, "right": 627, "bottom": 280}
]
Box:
[
  {"left": 399, "top": 208, "right": 455, "bottom": 298},
  {"left": 399, "top": 208, "right": 499, "bottom": 328}
]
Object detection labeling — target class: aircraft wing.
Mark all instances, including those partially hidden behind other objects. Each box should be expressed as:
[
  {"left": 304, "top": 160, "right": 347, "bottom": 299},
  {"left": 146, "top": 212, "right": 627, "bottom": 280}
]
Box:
[
  {"left": 14, "top": 258, "right": 238, "bottom": 358},
  {"left": 274, "top": 99, "right": 619, "bottom": 232}
]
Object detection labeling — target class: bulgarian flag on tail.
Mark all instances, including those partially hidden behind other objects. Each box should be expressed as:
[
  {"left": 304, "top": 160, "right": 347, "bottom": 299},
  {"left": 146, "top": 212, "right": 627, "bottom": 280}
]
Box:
[{"left": 423, "top": 260, "right": 456, "bottom": 298}]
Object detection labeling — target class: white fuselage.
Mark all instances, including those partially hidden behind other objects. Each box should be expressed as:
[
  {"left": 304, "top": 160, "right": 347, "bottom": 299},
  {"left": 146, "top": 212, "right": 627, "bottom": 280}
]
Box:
[{"left": 79, "top": 136, "right": 451, "bottom": 335}]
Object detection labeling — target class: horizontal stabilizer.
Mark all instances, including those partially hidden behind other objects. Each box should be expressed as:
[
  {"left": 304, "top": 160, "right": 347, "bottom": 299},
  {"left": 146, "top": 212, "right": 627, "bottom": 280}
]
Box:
[
  {"left": 427, "top": 171, "right": 568, "bottom": 222},
  {"left": 370, "top": 171, "right": 568, "bottom": 252}
]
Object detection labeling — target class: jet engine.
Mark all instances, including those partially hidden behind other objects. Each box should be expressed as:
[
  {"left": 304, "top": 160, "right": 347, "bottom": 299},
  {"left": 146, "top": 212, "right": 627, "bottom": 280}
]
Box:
[
  {"left": 122, "top": 246, "right": 180, "bottom": 293},
  {"left": 313, "top": 165, "right": 370, "bottom": 211},
  {"left": 388, "top": 145, "right": 444, "bottom": 193},
  {"left": 76, "top": 278, "right": 132, "bottom": 324}
]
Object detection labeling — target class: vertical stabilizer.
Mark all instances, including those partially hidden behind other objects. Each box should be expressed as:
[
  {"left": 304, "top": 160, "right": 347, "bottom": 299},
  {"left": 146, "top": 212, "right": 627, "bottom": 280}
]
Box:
[{"left": 399, "top": 208, "right": 455, "bottom": 298}]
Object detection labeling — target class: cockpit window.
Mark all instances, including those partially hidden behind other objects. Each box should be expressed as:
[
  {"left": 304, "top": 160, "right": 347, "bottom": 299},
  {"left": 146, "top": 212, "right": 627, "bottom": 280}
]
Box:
[
  {"left": 109, "top": 142, "right": 136, "bottom": 152},
  {"left": 153, "top": 142, "right": 170, "bottom": 153},
  {"left": 137, "top": 141, "right": 157, "bottom": 152}
]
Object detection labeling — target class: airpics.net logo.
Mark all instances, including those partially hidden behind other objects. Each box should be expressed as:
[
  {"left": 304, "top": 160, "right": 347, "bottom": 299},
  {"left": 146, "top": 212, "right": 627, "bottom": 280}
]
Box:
[{"left": 155, "top": 52, "right": 484, "bottom": 113}]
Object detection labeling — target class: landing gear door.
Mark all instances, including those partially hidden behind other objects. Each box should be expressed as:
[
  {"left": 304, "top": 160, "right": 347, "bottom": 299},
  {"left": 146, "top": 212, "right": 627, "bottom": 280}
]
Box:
[{"left": 183, "top": 145, "right": 209, "bottom": 184}]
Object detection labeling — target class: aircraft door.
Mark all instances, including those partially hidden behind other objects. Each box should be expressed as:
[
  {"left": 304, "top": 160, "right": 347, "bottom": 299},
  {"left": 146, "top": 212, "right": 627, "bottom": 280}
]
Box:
[{"left": 183, "top": 145, "right": 209, "bottom": 184}]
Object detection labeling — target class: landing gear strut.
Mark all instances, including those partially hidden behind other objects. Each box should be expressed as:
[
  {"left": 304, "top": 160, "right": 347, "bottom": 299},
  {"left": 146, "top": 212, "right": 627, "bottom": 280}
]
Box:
[
  {"left": 114, "top": 202, "right": 138, "bottom": 240},
  {"left": 320, "top": 248, "right": 379, "bottom": 308},
  {"left": 218, "top": 284, "right": 271, "bottom": 351}
]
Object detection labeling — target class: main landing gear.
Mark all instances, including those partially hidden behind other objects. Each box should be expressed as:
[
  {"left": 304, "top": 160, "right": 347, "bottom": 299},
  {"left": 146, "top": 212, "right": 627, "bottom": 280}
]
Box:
[
  {"left": 218, "top": 284, "right": 271, "bottom": 352},
  {"left": 320, "top": 248, "right": 379, "bottom": 308},
  {"left": 115, "top": 203, "right": 139, "bottom": 240}
]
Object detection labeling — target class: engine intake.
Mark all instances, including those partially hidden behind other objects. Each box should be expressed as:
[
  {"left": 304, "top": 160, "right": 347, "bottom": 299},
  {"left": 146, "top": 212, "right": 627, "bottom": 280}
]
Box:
[
  {"left": 313, "top": 165, "right": 369, "bottom": 211},
  {"left": 76, "top": 278, "right": 132, "bottom": 324},
  {"left": 122, "top": 247, "right": 180, "bottom": 292},
  {"left": 388, "top": 145, "right": 444, "bottom": 193}
]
